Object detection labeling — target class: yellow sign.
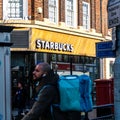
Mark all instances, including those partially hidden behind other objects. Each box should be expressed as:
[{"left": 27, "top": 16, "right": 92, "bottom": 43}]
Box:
[
  {"left": 36, "top": 39, "right": 73, "bottom": 52},
  {"left": 30, "top": 28, "right": 100, "bottom": 57}
]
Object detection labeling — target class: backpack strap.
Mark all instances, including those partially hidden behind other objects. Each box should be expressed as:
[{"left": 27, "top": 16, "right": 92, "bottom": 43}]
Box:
[{"left": 35, "top": 84, "right": 52, "bottom": 101}]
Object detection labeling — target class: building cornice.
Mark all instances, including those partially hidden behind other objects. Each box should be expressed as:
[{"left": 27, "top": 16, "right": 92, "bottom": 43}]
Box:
[{"left": 0, "top": 20, "right": 106, "bottom": 41}]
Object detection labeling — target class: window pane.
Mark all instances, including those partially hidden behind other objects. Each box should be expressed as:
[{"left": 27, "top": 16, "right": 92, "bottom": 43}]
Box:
[
  {"left": 66, "top": 0, "right": 74, "bottom": 26},
  {"left": 49, "top": 0, "right": 56, "bottom": 5},
  {"left": 48, "top": 0, "right": 57, "bottom": 23},
  {"left": 8, "top": 0, "right": 23, "bottom": 18},
  {"left": 83, "top": 2, "right": 89, "bottom": 29}
]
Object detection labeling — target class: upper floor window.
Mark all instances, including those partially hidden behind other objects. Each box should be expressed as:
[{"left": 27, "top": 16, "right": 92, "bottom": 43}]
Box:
[
  {"left": 48, "top": 0, "right": 58, "bottom": 23},
  {"left": 8, "top": 0, "right": 23, "bottom": 18},
  {"left": 82, "top": 2, "right": 90, "bottom": 30},
  {"left": 65, "top": 0, "right": 77, "bottom": 27},
  {"left": 3, "top": 0, "right": 28, "bottom": 20}
]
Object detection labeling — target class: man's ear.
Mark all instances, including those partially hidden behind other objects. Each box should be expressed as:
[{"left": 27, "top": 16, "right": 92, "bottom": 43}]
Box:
[
  {"left": 42, "top": 73, "right": 46, "bottom": 77},
  {"left": 42, "top": 72, "right": 47, "bottom": 77}
]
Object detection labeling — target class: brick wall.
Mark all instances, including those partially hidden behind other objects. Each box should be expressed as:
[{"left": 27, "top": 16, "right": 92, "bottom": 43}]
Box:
[
  {"left": 0, "top": 0, "right": 2, "bottom": 19},
  {"left": 59, "top": 0, "right": 65, "bottom": 22},
  {"left": 95, "top": 0, "right": 101, "bottom": 33},
  {"left": 90, "top": 0, "right": 96, "bottom": 29},
  {"left": 28, "top": 0, "right": 44, "bottom": 21},
  {"left": 94, "top": 0, "right": 109, "bottom": 36},
  {"left": 102, "top": 0, "right": 109, "bottom": 36},
  {"left": 0, "top": 0, "right": 109, "bottom": 37},
  {"left": 78, "top": 0, "right": 82, "bottom": 26},
  {"left": 43, "top": 0, "right": 48, "bottom": 19}
]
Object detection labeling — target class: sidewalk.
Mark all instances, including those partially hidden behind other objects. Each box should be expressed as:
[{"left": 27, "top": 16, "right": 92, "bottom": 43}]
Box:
[
  {"left": 12, "top": 108, "right": 29, "bottom": 120},
  {"left": 12, "top": 108, "right": 18, "bottom": 120}
]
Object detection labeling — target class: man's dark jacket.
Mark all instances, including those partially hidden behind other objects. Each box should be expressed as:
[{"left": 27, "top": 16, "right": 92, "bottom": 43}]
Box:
[{"left": 22, "top": 70, "right": 81, "bottom": 120}]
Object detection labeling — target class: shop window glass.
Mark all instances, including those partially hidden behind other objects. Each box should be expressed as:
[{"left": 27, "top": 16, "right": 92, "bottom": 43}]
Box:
[
  {"left": 58, "top": 54, "right": 62, "bottom": 62},
  {"left": 73, "top": 56, "right": 79, "bottom": 63},
  {"left": 81, "top": 56, "right": 85, "bottom": 64},
  {"left": 63, "top": 55, "right": 68, "bottom": 62},
  {"left": 89, "top": 57, "right": 93, "bottom": 64},
  {"left": 51, "top": 54, "right": 56, "bottom": 61},
  {"left": 37, "top": 53, "right": 44, "bottom": 62}
]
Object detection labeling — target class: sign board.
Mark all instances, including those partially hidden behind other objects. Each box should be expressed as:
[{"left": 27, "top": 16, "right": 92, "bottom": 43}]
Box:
[
  {"left": 108, "top": 0, "right": 120, "bottom": 6},
  {"left": 96, "top": 41, "right": 116, "bottom": 58},
  {"left": 108, "top": 0, "right": 120, "bottom": 28}
]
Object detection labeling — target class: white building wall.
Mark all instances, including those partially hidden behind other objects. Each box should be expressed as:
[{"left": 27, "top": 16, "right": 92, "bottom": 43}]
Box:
[{"left": 105, "top": 58, "right": 115, "bottom": 79}]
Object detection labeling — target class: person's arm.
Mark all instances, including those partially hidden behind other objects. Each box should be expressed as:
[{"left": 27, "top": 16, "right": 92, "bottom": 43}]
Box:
[{"left": 22, "top": 85, "right": 55, "bottom": 120}]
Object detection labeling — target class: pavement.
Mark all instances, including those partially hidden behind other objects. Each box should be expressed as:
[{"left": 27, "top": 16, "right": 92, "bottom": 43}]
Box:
[
  {"left": 12, "top": 108, "right": 29, "bottom": 120},
  {"left": 12, "top": 108, "right": 114, "bottom": 120}
]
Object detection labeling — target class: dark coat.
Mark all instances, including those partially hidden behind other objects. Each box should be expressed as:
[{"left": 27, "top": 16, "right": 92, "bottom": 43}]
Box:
[
  {"left": 22, "top": 70, "right": 81, "bottom": 120},
  {"left": 15, "top": 88, "right": 26, "bottom": 109}
]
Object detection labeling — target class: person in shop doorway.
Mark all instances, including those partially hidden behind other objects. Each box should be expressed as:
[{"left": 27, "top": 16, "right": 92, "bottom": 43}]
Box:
[
  {"left": 15, "top": 81, "right": 27, "bottom": 116},
  {"left": 22, "top": 62, "right": 81, "bottom": 120}
]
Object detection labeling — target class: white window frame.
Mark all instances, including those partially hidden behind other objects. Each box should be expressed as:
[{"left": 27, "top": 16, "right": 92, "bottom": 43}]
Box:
[
  {"left": 3, "top": 0, "right": 28, "bottom": 20},
  {"left": 65, "top": 0, "right": 77, "bottom": 28},
  {"left": 48, "top": 0, "right": 58, "bottom": 24},
  {"left": 82, "top": 2, "right": 90, "bottom": 30}
]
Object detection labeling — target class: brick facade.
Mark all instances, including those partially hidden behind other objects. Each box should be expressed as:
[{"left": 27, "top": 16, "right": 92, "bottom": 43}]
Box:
[
  {"left": 59, "top": 0, "right": 65, "bottom": 22},
  {"left": 78, "top": 0, "right": 82, "bottom": 26},
  {"left": 101, "top": 0, "right": 109, "bottom": 36},
  {"left": 95, "top": 0, "right": 101, "bottom": 33},
  {"left": 0, "top": 0, "right": 2, "bottom": 19},
  {"left": 28, "top": 0, "right": 43, "bottom": 20},
  {"left": 43, "top": 0, "right": 48, "bottom": 19},
  {"left": 0, "top": 0, "right": 110, "bottom": 37},
  {"left": 90, "top": 0, "right": 95, "bottom": 29}
]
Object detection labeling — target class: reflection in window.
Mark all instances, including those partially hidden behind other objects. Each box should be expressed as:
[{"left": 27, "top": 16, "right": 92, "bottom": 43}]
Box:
[
  {"left": 51, "top": 54, "right": 56, "bottom": 61},
  {"left": 63, "top": 55, "right": 68, "bottom": 62},
  {"left": 58, "top": 54, "right": 62, "bottom": 62}
]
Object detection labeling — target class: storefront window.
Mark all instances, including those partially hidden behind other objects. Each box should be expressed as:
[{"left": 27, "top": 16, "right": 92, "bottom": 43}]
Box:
[
  {"left": 73, "top": 56, "right": 79, "bottom": 63},
  {"left": 85, "top": 57, "right": 89, "bottom": 63},
  {"left": 58, "top": 54, "right": 62, "bottom": 62},
  {"left": 89, "top": 57, "right": 93, "bottom": 64},
  {"left": 63, "top": 55, "right": 68, "bottom": 62},
  {"left": 81, "top": 56, "right": 85, "bottom": 64},
  {"left": 37, "top": 53, "right": 44, "bottom": 62}
]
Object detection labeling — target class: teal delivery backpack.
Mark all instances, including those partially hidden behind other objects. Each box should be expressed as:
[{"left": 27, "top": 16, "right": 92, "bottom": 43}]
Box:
[
  {"left": 58, "top": 75, "right": 93, "bottom": 112},
  {"left": 79, "top": 74, "right": 93, "bottom": 112}
]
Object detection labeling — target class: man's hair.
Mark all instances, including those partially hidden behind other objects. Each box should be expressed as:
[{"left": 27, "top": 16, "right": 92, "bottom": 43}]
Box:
[{"left": 38, "top": 62, "right": 51, "bottom": 72}]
